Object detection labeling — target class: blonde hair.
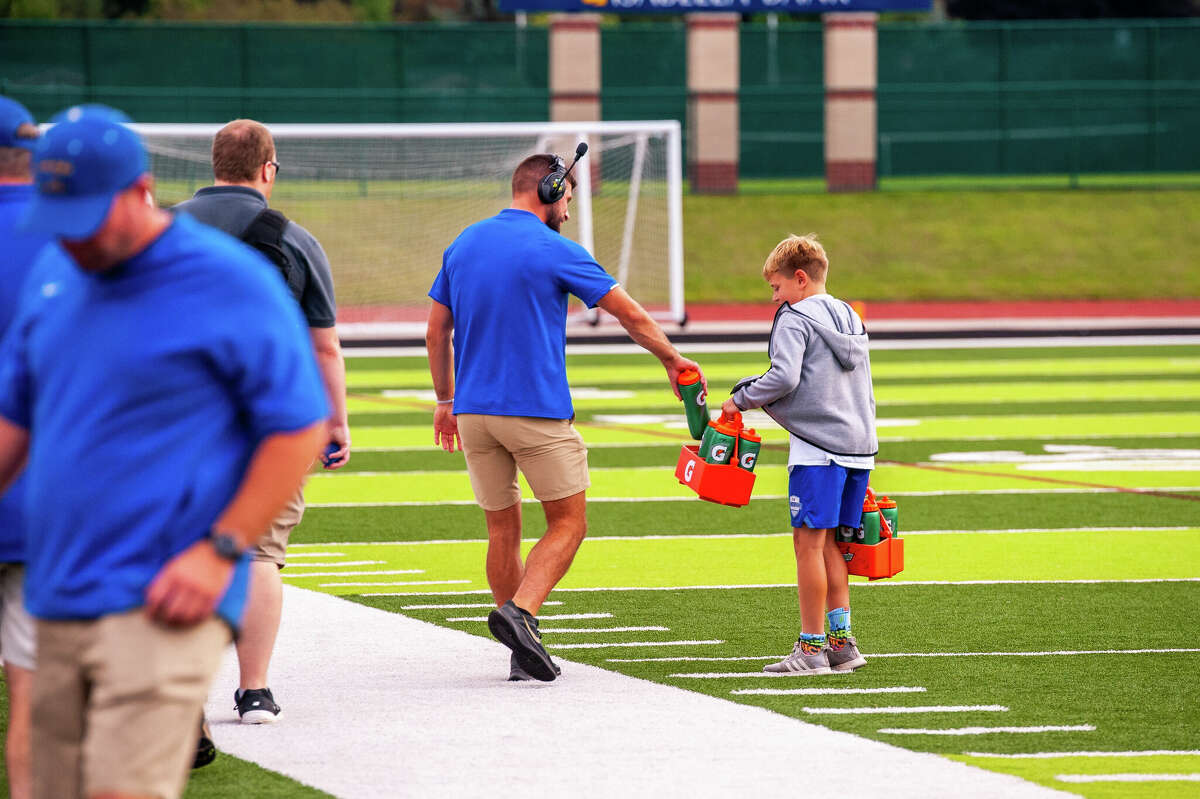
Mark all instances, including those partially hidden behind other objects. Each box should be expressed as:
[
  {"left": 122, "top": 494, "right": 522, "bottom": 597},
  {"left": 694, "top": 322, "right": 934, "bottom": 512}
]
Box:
[{"left": 762, "top": 234, "right": 828, "bottom": 283}]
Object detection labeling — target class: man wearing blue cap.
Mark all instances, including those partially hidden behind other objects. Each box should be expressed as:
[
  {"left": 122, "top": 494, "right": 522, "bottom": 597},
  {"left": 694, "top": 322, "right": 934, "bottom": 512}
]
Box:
[
  {"left": 0, "top": 105, "right": 331, "bottom": 799},
  {"left": 0, "top": 94, "right": 46, "bottom": 799}
]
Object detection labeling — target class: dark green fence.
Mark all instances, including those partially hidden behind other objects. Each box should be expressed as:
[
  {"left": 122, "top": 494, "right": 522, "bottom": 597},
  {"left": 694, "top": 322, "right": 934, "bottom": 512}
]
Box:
[
  {"left": 2, "top": 18, "right": 1197, "bottom": 182},
  {"left": 0, "top": 21, "right": 548, "bottom": 123}
]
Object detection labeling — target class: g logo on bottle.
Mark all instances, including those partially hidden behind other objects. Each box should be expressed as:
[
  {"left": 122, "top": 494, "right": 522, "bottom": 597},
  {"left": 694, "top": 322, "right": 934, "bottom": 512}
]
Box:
[
  {"left": 740, "top": 452, "right": 757, "bottom": 469},
  {"left": 711, "top": 444, "right": 729, "bottom": 463}
]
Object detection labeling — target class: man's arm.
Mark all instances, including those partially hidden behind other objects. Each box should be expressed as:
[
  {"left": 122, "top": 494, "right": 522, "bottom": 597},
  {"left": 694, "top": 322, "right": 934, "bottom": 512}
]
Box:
[
  {"left": 311, "top": 325, "right": 350, "bottom": 469},
  {"left": 596, "top": 286, "right": 704, "bottom": 399},
  {"left": 144, "top": 420, "right": 327, "bottom": 627},
  {"left": 425, "top": 300, "right": 460, "bottom": 453},
  {"left": 0, "top": 417, "right": 29, "bottom": 497}
]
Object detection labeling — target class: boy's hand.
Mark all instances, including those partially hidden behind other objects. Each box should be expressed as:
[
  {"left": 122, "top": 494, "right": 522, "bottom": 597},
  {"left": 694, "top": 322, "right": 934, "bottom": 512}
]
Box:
[
  {"left": 721, "top": 397, "right": 741, "bottom": 418},
  {"left": 665, "top": 355, "right": 705, "bottom": 400}
]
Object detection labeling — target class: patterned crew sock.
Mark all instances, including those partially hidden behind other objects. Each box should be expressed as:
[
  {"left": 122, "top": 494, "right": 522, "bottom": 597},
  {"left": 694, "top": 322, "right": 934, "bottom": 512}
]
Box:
[
  {"left": 827, "top": 607, "right": 851, "bottom": 651},
  {"left": 799, "top": 633, "right": 826, "bottom": 655}
]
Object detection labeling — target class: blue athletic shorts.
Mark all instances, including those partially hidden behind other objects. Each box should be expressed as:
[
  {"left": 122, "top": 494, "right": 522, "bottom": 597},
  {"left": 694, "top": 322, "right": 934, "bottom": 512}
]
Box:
[{"left": 787, "top": 464, "right": 871, "bottom": 530}]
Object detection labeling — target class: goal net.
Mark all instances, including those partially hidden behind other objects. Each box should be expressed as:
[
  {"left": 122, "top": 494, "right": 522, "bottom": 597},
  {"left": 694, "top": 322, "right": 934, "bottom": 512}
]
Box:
[{"left": 133, "top": 121, "right": 686, "bottom": 334}]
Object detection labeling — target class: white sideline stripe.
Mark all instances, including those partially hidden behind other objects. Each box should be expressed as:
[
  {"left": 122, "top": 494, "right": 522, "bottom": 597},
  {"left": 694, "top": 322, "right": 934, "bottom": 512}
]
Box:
[
  {"left": 283, "top": 560, "right": 386, "bottom": 568},
  {"left": 965, "top": 751, "right": 1200, "bottom": 759},
  {"left": 904, "top": 526, "right": 1189, "bottom": 536},
  {"left": 205, "top": 586, "right": 1071, "bottom": 799},
  {"left": 868, "top": 648, "right": 1200, "bottom": 658},
  {"left": 306, "top": 486, "right": 1200, "bottom": 507},
  {"left": 660, "top": 649, "right": 1200, "bottom": 670},
  {"left": 551, "top": 640, "right": 725, "bottom": 650},
  {"left": 804, "top": 705, "right": 1008, "bottom": 716},
  {"left": 400, "top": 602, "right": 565, "bottom": 610},
  {"left": 610, "top": 647, "right": 1200, "bottom": 663},
  {"left": 281, "top": 569, "right": 426, "bottom": 578},
  {"left": 543, "top": 626, "right": 669, "bottom": 634},
  {"left": 1056, "top": 774, "right": 1200, "bottom": 784},
  {"left": 356, "top": 581, "right": 1197, "bottom": 598},
  {"left": 858, "top": 579, "right": 1200, "bottom": 587},
  {"left": 879, "top": 726, "right": 1096, "bottom": 736},
  {"left": 445, "top": 612, "right": 612, "bottom": 622},
  {"left": 733, "top": 687, "right": 927, "bottom": 696},
  {"left": 319, "top": 580, "right": 472, "bottom": 588}
]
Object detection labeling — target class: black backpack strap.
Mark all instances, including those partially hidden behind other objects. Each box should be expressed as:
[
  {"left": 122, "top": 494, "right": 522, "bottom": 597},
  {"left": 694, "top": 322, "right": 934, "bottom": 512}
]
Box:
[{"left": 240, "top": 208, "right": 305, "bottom": 303}]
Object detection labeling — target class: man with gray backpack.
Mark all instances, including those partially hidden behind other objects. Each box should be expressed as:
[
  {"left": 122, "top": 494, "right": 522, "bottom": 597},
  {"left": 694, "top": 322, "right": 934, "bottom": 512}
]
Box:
[{"left": 175, "top": 118, "right": 350, "bottom": 725}]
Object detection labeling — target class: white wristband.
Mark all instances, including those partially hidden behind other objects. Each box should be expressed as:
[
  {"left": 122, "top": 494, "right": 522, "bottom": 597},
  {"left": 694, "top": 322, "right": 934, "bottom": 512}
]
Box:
[{"left": 436, "top": 399, "right": 454, "bottom": 405}]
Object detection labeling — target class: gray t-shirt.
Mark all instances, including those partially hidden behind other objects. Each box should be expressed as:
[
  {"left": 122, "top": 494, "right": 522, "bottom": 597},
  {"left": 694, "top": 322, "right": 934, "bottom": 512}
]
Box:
[{"left": 174, "top": 186, "right": 337, "bottom": 328}]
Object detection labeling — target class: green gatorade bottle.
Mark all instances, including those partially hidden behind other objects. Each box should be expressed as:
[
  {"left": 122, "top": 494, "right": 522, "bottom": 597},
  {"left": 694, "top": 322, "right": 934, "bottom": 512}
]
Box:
[
  {"left": 877, "top": 495, "right": 898, "bottom": 538},
  {"left": 736, "top": 428, "right": 761, "bottom": 472},
  {"left": 703, "top": 412, "right": 740, "bottom": 466},
  {"left": 859, "top": 492, "right": 882, "bottom": 545},
  {"left": 677, "top": 369, "right": 709, "bottom": 440}
]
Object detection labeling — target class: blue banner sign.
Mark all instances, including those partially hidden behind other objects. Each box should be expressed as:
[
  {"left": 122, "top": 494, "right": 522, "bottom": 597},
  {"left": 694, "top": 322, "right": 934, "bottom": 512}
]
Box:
[{"left": 499, "top": 0, "right": 931, "bottom": 12}]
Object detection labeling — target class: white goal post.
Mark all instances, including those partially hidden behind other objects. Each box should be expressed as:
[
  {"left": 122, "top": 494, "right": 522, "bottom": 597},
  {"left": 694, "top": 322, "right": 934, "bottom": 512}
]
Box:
[{"left": 132, "top": 121, "right": 686, "bottom": 332}]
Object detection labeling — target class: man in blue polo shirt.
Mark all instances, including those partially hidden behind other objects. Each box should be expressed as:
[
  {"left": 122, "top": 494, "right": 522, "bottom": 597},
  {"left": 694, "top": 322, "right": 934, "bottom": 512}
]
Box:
[
  {"left": 427, "top": 151, "right": 704, "bottom": 682},
  {"left": 0, "top": 105, "right": 329, "bottom": 799},
  {"left": 0, "top": 94, "right": 48, "bottom": 799}
]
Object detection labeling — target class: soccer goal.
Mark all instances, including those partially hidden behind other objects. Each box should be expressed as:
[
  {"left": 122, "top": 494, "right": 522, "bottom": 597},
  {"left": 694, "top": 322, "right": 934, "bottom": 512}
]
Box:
[{"left": 133, "top": 121, "right": 686, "bottom": 332}]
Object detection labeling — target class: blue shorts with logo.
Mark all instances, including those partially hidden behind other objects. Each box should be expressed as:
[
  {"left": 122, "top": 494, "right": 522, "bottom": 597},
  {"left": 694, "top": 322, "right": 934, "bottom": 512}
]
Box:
[{"left": 787, "top": 464, "right": 871, "bottom": 530}]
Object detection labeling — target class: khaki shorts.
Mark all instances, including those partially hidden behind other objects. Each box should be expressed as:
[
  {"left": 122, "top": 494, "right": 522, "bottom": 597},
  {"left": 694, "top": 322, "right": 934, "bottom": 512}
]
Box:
[
  {"left": 252, "top": 480, "right": 307, "bottom": 567},
  {"left": 32, "top": 610, "right": 230, "bottom": 799},
  {"left": 458, "top": 414, "right": 589, "bottom": 511},
  {"left": 0, "top": 563, "right": 35, "bottom": 670}
]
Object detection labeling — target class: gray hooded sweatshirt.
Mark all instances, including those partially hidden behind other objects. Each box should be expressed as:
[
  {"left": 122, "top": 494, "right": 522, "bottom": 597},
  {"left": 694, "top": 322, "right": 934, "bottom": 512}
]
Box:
[{"left": 730, "top": 294, "right": 877, "bottom": 457}]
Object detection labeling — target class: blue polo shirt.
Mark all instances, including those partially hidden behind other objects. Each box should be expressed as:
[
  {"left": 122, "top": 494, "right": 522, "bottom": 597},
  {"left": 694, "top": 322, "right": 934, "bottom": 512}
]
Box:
[
  {"left": 0, "top": 184, "right": 52, "bottom": 563},
  {"left": 0, "top": 214, "right": 329, "bottom": 624},
  {"left": 430, "top": 209, "right": 616, "bottom": 419}
]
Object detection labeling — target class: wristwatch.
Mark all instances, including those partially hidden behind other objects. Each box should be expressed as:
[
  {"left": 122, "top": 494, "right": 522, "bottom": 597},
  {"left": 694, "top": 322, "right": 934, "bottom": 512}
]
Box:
[{"left": 208, "top": 530, "right": 244, "bottom": 562}]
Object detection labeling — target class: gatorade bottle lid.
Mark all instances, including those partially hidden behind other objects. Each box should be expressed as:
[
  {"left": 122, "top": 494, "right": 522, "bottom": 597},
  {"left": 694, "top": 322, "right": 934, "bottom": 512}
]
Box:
[
  {"left": 862, "top": 494, "right": 879, "bottom": 513},
  {"left": 876, "top": 495, "right": 896, "bottom": 509},
  {"left": 711, "top": 417, "right": 741, "bottom": 436},
  {"left": 739, "top": 427, "right": 761, "bottom": 442},
  {"left": 678, "top": 369, "right": 701, "bottom": 386}
]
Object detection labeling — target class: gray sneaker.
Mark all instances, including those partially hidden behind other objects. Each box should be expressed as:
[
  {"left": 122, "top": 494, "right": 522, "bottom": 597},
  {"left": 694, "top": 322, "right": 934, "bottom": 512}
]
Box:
[
  {"left": 763, "top": 640, "right": 833, "bottom": 675},
  {"left": 488, "top": 600, "right": 557, "bottom": 681},
  {"left": 827, "top": 635, "right": 867, "bottom": 672}
]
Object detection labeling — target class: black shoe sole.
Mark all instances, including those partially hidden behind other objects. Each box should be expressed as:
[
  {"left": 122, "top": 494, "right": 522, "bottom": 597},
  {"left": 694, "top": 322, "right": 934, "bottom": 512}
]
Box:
[{"left": 488, "top": 608, "right": 557, "bottom": 682}]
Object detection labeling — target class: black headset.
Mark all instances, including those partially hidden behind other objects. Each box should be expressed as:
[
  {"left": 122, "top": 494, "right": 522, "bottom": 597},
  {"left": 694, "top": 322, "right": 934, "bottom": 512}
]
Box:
[{"left": 537, "top": 142, "right": 589, "bottom": 205}]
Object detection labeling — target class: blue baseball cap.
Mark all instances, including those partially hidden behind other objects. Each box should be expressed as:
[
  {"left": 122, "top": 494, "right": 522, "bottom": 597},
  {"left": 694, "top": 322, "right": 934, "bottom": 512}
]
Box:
[
  {"left": 0, "top": 96, "right": 38, "bottom": 151},
  {"left": 19, "top": 105, "right": 147, "bottom": 240}
]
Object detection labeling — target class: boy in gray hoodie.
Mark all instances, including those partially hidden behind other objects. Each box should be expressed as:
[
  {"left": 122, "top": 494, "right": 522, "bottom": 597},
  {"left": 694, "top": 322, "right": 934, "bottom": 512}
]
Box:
[{"left": 722, "top": 234, "right": 876, "bottom": 675}]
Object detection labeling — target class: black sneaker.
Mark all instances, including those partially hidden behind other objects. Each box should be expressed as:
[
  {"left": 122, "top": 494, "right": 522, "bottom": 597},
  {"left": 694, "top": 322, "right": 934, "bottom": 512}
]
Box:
[
  {"left": 192, "top": 716, "right": 217, "bottom": 769},
  {"left": 235, "top": 687, "right": 282, "bottom": 724},
  {"left": 508, "top": 651, "right": 562, "bottom": 681},
  {"left": 488, "top": 600, "right": 557, "bottom": 682}
]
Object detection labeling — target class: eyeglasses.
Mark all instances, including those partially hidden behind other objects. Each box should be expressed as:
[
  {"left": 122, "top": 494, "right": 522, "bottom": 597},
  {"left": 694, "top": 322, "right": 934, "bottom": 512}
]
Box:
[{"left": 266, "top": 160, "right": 280, "bottom": 175}]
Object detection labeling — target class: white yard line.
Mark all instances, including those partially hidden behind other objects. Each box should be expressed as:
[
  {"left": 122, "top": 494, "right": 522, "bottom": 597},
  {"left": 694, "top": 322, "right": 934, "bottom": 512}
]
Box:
[
  {"left": 400, "top": 602, "right": 564, "bottom": 610},
  {"left": 281, "top": 569, "right": 426, "bottom": 578},
  {"left": 879, "top": 726, "right": 1095, "bottom": 736},
  {"left": 318, "top": 580, "right": 472, "bottom": 588},
  {"left": 1056, "top": 773, "right": 1200, "bottom": 783},
  {"left": 283, "top": 561, "right": 386, "bottom": 568},
  {"left": 204, "top": 586, "right": 1074, "bottom": 798},
  {"left": 966, "top": 751, "right": 1200, "bottom": 759},
  {"left": 543, "top": 626, "right": 667, "bottom": 634},
  {"left": 445, "top": 613, "right": 612, "bottom": 622},
  {"left": 550, "top": 640, "right": 725, "bottom": 650},
  {"left": 733, "top": 687, "right": 927, "bottom": 696},
  {"left": 804, "top": 705, "right": 1008, "bottom": 716}
]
